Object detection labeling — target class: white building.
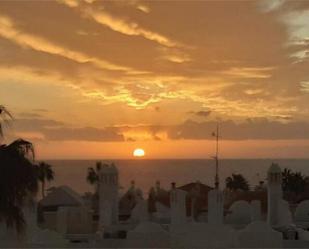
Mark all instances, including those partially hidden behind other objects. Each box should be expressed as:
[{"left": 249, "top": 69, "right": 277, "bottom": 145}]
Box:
[
  {"left": 98, "top": 163, "right": 119, "bottom": 232},
  {"left": 126, "top": 222, "right": 169, "bottom": 248},
  {"left": 170, "top": 183, "right": 187, "bottom": 226},
  {"left": 208, "top": 188, "right": 224, "bottom": 224},
  {"left": 39, "top": 185, "right": 86, "bottom": 232},
  {"left": 267, "top": 163, "right": 282, "bottom": 226},
  {"left": 238, "top": 221, "right": 283, "bottom": 248}
]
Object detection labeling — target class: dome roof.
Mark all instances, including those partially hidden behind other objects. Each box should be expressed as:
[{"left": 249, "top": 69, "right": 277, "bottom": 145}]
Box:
[
  {"left": 268, "top": 163, "right": 281, "bottom": 174},
  {"left": 242, "top": 221, "right": 276, "bottom": 233},
  {"left": 229, "top": 200, "right": 251, "bottom": 211},
  {"left": 132, "top": 222, "right": 167, "bottom": 234}
]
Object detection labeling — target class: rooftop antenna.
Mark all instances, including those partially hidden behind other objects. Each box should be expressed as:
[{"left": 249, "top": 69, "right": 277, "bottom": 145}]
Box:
[{"left": 212, "top": 122, "right": 220, "bottom": 189}]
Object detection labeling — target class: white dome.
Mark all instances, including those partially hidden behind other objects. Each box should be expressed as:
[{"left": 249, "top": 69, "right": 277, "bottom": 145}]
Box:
[{"left": 243, "top": 221, "right": 275, "bottom": 233}]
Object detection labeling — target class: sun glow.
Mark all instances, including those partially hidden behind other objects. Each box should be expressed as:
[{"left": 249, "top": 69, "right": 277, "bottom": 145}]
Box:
[{"left": 133, "top": 148, "right": 145, "bottom": 157}]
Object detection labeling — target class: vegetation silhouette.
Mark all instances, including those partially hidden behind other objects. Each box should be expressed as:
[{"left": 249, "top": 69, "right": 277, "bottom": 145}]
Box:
[
  {"left": 225, "top": 173, "right": 250, "bottom": 191},
  {"left": 0, "top": 106, "right": 38, "bottom": 233},
  {"left": 86, "top": 161, "right": 118, "bottom": 214},
  {"left": 86, "top": 161, "right": 103, "bottom": 214},
  {"left": 282, "top": 167, "right": 308, "bottom": 202},
  {"left": 87, "top": 161, "right": 102, "bottom": 187},
  {"left": 37, "top": 161, "right": 55, "bottom": 198},
  {"left": 0, "top": 105, "right": 13, "bottom": 138}
]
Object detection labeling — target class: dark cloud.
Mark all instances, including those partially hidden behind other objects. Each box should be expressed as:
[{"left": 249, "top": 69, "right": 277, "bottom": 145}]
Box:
[
  {"left": 154, "top": 106, "right": 161, "bottom": 112},
  {"left": 12, "top": 118, "right": 124, "bottom": 142},
  {"left": 192, "top": 110, "right": 212, "bottom": 118},
  {"left": 167, "top": 119, "right": 309, "bottom": 140},
  {"left": 17, "top": 112, "right": 43, "bottom": 119},
  {"left": 43, "top": 127, "right": 124, "bottom": 142},
  {"left": 126, "top": 137, "right": 136, "bottom": 142},
  {"left": 13, "top": 118, "right": 63, "bottom": 132},
  {"left": 32, "top": 108, "right": 49, "bottom": 113},
  {"left": 9, "top": 117, "right": 309, "bottom": 142}
]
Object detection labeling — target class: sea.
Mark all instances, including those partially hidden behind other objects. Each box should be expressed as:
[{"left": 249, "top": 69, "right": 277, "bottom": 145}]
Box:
[{"left": 44, "top": 159, "right": 309, "bottom": 196}]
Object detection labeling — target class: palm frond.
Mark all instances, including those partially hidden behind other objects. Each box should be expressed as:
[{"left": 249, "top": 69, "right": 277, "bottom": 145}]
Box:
[
  {"left": 87, "top": 167, "right": 99, "bottom": 185},
  {"left": 8, "top": 139, "right": 35, "bottom": 161},
  {"left": 0, "top": 139, "right": 39, "bottom": 232},
  {"left": 0, "top": 105, "right": 13, "bottom": 139}
]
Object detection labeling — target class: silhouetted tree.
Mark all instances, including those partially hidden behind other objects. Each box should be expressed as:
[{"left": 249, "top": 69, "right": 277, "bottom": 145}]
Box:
[
  {"left": 225, "top": 173, "right": 250, "bottom": 191},
  {"left": 0, "top": 139, "right": 39, "bottom": 232},
  {"left": 282, "top": 167, "right": 306, "bottom": 195},
  {"left": 0, "top": 106, "right": 39, "bottom": 232},
  {"left": 37, "top": 162, "right": 54, "bottom": 198},
  {"left": 0, "top": 105, "right": 12, "bottom": 138},
  {"left": 86, "top": 161, "right": 104, "bottom": 213},
  {"left": 87, "top": 161, "right": 102, "bottom": 187}
]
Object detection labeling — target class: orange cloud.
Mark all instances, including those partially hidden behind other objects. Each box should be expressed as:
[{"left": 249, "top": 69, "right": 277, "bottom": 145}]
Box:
[
  {"left": 136, "top": 4, "right": 150, "bottom": 13},
  {"left": 223, "top": 67, "right": 274, "bottom": 79},
  {"left": 85, "top": 8, "right": 180, "bottom": 47},
  {"left": 59, "top": 0, "right": 180, "bottom": 48},
  {"left": 0, "top": 15, "right": 140, "bottom": 73}
]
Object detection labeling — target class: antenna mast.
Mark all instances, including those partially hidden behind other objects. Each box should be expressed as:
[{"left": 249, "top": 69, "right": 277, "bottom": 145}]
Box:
[{"left": 214, "top": 123, "right": 219, "bottom": 189}]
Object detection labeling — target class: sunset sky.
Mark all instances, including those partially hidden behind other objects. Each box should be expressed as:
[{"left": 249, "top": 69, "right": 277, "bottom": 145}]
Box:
[{"left": 1, "top": 0, "right": 309, "bottom": 159}]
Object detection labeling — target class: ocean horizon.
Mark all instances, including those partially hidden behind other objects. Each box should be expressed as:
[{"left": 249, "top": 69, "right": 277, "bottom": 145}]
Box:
[{"left": 45, "top": 158, "right": 309, "bottom": 195}]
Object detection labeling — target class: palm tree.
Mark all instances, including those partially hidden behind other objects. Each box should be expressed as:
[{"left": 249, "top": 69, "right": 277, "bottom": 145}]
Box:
[
  {"left": 282, "top": 168, "right": 292, "bottom": 191},
  {"left": 86, "top": 161, "right": 105, "bottom": 214},
  {"left": 37, "top": 162, "right": 55, "bottom": 198},
  {"left": 0, "top": 106, "right": 39, "bottom": 232},
  {"left": 282, "top": 167, "right": 306, "bottom": 196},
  {"left": 225, "top": 173, "right": 250, "bottom": 192},
  {"left": 0, "top": 105, "right": 13, "bottom": 139},
  {"left": 87, "top": 161, "right": 102, "bottom": 187},
  {"left": 0, "top": 139, "right": 39, "bottom": 232}
]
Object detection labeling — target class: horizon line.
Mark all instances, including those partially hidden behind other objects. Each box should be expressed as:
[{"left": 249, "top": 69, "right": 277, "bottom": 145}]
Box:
[{"left": 39, "top": 157, "right": 309, "bottom": 161}]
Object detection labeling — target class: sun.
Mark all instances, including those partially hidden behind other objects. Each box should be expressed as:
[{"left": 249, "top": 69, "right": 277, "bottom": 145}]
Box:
[{"left": 133, "top": 148, "right": 145, "bottom": 157}]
